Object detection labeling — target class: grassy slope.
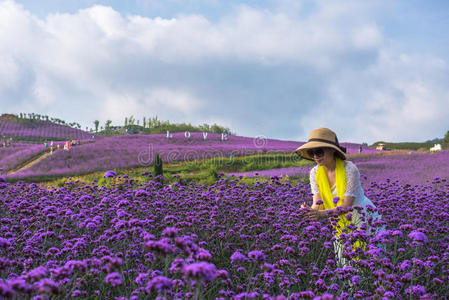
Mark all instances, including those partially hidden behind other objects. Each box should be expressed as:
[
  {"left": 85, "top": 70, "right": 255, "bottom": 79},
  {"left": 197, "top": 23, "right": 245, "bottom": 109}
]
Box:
[{"left": 38, "top": 153, "right": 314, "bottom": 188}]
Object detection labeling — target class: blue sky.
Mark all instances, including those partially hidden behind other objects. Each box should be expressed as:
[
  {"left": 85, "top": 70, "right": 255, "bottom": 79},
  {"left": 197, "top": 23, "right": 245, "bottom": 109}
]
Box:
[{"left": 1, "top": 0, "right": 449, "bottom": 143}]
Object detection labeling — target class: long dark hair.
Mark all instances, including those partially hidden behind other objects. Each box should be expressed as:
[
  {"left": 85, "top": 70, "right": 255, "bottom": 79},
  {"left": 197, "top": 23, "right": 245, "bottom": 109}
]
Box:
[
  {"left": 333, "top": 136, "right": 346, "bottom": 160},
  {"left": 332, "top": 146, "right": 346, "bottom": 160}
]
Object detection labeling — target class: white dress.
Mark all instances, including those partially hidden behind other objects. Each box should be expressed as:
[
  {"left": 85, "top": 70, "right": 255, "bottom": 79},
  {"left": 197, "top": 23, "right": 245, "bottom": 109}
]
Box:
[{"left": 309, "top": 161, "right": 384, "bottom": 266}]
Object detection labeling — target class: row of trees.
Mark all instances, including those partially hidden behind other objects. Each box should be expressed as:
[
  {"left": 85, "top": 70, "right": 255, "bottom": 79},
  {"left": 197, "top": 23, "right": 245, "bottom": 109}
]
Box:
[
  {"left": 6, "top": 113, "right": 82, "bottom": 129},
  {"left": 124, "top": 115, "right": 232, "bottom": 133},
  {"left": 93, "top": 116, "right": 233, "bottom": 135}
]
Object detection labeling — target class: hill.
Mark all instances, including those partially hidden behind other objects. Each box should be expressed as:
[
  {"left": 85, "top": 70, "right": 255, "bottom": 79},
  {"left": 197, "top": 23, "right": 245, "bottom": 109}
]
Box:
[
  {"left": 0, "top": 114, "right": 98, "bottom": 142},
  {"left": 3, "top": 131, "right": 378, "bottom": 181},
  {"left": 6, "top": 133, "right": 302, "bottom": 179}
]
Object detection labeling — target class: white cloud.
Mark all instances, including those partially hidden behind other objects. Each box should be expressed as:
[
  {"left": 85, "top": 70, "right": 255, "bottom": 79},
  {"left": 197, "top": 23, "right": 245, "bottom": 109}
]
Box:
[
  {"left": 0, "top": 55, "right": 20, "bottom": 88},
  {"left": 0, "top": 0, "right": 448, "bottom": 143},
  {"left": 103, "top": 88, "right": 202, "bottom": 123},
  {"left": 299, "top": 51, "right": 449, "bottom": 143},
  {"left": 352, "top": 26, "right": 383, "bottom": 50}
]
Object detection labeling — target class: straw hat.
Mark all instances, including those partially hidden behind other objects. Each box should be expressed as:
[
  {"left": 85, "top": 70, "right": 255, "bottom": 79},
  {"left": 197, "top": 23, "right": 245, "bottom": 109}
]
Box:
[{"left": 295, "top": 128, "right": 346, "bottom": 161}]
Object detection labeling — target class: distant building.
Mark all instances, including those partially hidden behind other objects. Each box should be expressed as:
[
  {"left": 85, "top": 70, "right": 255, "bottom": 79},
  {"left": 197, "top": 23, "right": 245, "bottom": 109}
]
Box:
[
  {"left": 376, "top": 143, "right": 386, "bottom": 151},
  {"left": 430, "top": 144, "right": 442, "bottom": 152}
]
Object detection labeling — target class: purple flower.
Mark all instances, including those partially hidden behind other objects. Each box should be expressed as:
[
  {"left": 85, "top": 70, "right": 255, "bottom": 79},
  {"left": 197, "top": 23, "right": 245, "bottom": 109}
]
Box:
[
  {"left": 247, "top": 250, "right": 266, "bottom": 262},
  {"left": 195, "top": 248, "right": 212, "bottom": 261},
  {"left": 345, "top": 213, "right": 352, "bottom": 221},
  {"left": 351, "top": 275, "right": 360, "bottom": 285},
  {"left": 408, "top": 231, "right": 428, "bottom": 243},
  {"left": 0, "top": 238, "right": 11, "bottom": 248},
  {"left": 24, "top": 266, "right": 48, "bottom": 282},
  {"left": 71, "top": 289, "right": 88, "bottom": 297},
  {"left": 299, "top": 291, "right": 314, "bottom": 298},
  {"left": 333, "top": 197, "right": 340, "bottom": 204},
  {"left": 162, "top": 227, "right": 179, "bottom": 237},
  {"left": 7, "top": 278, "right": 30, "bottom": 293},
  {"left": 103, "top": 170, "right": 117, "bottom": 178},
  {"left": 135, "top": 273, "right": 149, "bottom": 285},
  {"left": 183, "top": 262, "right": 217, "bottom": 283},
  {"left": 33, "top": 278, "right": 60, "bottom": 294},
  {"left": 105, "top": 272, "right": 123, "bottom": 287},
  {"left": 145, "top": 276, "right": 173, "bottom": 294},
  {"left": 392, "top": 230, "right": 403, "bottom": 238},
  {"left": 405, "top": 285, "right": 426, "bottom": 297},
  {"left": 0, "top": 282, "right": 14, "bottom": 298},
  {"left": 145, "top": 240, "right": 176, "bottom": 255}
]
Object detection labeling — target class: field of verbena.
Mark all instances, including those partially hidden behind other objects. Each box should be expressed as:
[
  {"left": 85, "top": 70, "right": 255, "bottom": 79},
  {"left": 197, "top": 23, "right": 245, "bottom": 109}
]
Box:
[
  {"left": 0, "top": 174, "right": 448, "bottom": 299},
  {"left": 7, "top": 133, "right": 304, "bottom": 179},
  {"left": 5, "top": 133, "right": 375, "bottom": 180},
  {"left": 0, "top": 120, "right": 97, "bottom": 141},
  {"left": 0, "top": 144, "right": 46, "bottom": 172},
  {"left": 230, "top": 150, "right": 449, "bottom": 188}
]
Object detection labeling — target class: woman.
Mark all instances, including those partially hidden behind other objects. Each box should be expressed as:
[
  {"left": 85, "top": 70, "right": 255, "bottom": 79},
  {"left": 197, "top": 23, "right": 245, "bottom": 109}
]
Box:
[{"left": 295, "top": 128, "right": 383, "bottom": 267}]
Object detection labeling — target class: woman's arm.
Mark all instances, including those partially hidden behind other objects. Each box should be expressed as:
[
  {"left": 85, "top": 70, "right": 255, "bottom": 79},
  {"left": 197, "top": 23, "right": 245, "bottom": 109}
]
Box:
[
  {"left": 324, "top": 195, "right": 355, "bottom": 216},
  {"left": 311, "top": 193, "right": 324, "bottom": 210},
  {"left": 301, "top": 194, "right": 325, "bottom": 220},
  {"left": 307, "top": 196, "right": 355, "bottom": 218}
]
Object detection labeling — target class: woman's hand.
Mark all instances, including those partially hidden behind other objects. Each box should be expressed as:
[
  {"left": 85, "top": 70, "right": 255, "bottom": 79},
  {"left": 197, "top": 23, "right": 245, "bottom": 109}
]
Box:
[
  {"left": 301, "top": 202, "right": 325, "bottom": 220},
  {"left": 300, "top": 202, "right": 310, "bottom": 209}
]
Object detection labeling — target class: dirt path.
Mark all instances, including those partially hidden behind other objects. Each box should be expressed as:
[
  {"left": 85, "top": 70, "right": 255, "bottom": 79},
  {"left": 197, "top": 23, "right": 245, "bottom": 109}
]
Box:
[{"left": 7, "top": 151, "right": 53, "bottom": 175}]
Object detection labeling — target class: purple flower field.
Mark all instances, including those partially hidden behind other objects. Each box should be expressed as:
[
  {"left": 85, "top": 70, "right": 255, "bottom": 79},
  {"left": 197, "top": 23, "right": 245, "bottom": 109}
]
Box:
[
  {"left": 355, "top": 150, "right": 449, "bottom": 186},
  {"left": 0, "top": 120, "right": 97, "bottom": 140},
  {"left": 4, "top": 132, "right": 377, "bottom": 180},
  {"left": 0, "top": 171, "right": 448, "bottom": 299},
  {"left": 228, "top": 166, "right": 313, "bottom": 179},
  {"left": 0, "top": 132, "right": 448, "bottom": 298},
  {"left": 6, "top": 133, "right": 305, "bottom": 179},
  {"left": 229, "top": 150, "right": 449, "bottom": 187},
  {"left": 0, "top": 144, "right": 46, "bottom": 172}
]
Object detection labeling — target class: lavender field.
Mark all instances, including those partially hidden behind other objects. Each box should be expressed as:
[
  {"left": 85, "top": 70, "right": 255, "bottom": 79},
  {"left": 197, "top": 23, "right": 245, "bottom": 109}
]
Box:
[
  {"left": 0, "top": 144, "right": 46, "bottom": 172},
  {"left": 0, "top": 167, "right": 448, "bottom": 299},
  {"left": 5, "top": 133, "right": 303, "bottom": 179},
  {"left": 229, "top": 150, "right": 449, "bottom": 187},
  {"left": 0, "top": 119, "right": 97, "bottom": 141},
  {"left": 4, "top": 133, "right": 378, "bottom": 180},
  {"left": 1, "top": 131, "right": 448, "bottom": 299}
]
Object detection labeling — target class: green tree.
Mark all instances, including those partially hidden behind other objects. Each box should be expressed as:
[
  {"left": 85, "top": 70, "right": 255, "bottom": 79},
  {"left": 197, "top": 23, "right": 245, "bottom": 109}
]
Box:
[
  {"left": 443, "top": 130, "right": 449, "bottom": 148},
  {"left": 94, "top": 120, "right": 100, "bottom": 133},
  {"left": 128, "top": 115, "right": 135, "bottom": 126},
  {"left": 154, "top": 153, "right": 164, "bottom": 181},
  {"left": 105, "top": 120, "right": 112, "bottom": 132}
]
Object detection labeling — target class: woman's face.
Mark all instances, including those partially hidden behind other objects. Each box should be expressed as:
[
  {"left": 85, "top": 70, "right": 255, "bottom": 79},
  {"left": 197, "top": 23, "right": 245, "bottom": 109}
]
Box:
[{"left": 307, "top": 147, "right": 335, "bottom": 166}]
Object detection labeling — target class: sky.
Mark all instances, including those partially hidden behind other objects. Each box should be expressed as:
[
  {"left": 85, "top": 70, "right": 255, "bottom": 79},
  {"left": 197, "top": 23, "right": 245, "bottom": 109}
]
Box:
[{"left": 1, "top": 0, "right": 449, "bottom": 144}]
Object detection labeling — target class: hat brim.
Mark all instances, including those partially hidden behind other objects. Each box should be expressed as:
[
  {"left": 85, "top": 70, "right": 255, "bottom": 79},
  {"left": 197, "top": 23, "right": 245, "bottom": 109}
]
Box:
[{"left": 295, "top": 141, "right": 346, "bottom": 161}]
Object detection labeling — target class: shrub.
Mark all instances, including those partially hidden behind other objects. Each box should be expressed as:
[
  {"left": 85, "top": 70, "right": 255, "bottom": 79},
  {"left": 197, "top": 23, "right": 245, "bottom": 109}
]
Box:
[{"left": 154, "top": 153, "right": 163, "bottom": 179}]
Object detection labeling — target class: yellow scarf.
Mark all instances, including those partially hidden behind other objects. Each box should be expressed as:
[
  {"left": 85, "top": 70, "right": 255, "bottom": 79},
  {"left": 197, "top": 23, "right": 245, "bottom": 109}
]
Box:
[{"left": 316, "top": 158, "right": 365, "bottom": 252}]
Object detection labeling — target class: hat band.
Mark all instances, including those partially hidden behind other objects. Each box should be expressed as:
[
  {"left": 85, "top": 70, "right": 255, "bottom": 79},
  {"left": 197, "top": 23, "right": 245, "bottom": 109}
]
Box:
[
  {"left": 308, "top": 138, "right": 346, "bottom": 153},
  {"left": 308, "top": 138, "right": 339, "bottom": 146}
]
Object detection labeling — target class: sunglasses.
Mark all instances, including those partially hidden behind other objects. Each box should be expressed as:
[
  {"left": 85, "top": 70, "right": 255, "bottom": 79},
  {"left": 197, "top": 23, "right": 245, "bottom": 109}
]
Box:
[{"left": 307, "top": 148, "right": 325, "bottom": 158}]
